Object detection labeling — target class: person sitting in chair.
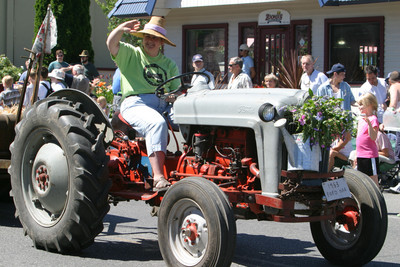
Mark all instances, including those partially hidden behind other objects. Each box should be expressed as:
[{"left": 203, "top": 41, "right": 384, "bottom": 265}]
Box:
[{"left": 328, "top": 131, "right": 353, "bottom": 171}]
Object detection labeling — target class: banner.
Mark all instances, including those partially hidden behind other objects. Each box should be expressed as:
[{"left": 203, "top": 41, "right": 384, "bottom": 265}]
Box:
[{"left": 32, "top": 7, "right": 57, "bottom": 54}]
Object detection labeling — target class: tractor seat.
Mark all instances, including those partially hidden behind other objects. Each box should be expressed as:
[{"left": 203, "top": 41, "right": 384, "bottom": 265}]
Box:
[{"left": 111, "top": 111, "right": 137, "bottom": 140}]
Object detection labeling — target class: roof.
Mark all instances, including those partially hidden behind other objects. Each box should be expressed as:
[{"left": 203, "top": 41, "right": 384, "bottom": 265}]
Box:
[
  {"left": 108, "top": 0, "right": 156, "bottom": 18},
  {"left": 319, "top": 0, "right": 400, "bottom": 6}
]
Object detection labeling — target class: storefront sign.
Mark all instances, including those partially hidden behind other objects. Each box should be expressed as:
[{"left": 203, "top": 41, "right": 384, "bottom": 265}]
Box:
[{"left": 258, "top": 9, "right": 290, "bottom": 26}]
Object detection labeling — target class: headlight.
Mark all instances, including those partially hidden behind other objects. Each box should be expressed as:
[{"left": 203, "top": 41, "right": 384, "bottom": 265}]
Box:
[{"left": 258, "top": 103, "right": 276, "bottom": 122}]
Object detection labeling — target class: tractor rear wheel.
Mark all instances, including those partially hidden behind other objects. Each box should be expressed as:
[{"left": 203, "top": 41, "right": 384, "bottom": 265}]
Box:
[
  {"left": 9, "top": 98, "right": 111, "bottom": 252},
  {"left": 310, "top": 169, "right": 387, "bottom": 266},
  {"left": 157, "top": 177, "right": 236, "bottom": 267}
]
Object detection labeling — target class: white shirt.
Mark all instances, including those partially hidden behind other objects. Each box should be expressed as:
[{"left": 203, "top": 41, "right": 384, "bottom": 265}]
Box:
[
  {"left": 358, "top": 78, "right": 387, "bottom": 123},
  {"left": 358, "top": 78, "right": 387, "bottom": 105},
  {"left": 300, "top": 70, "right": 328, "bottom": 94},
  {"left": 52, "top": 81, "right": 66, "bottom": 91},
  {"left": 23, "top": 81, "right": 49, "bottom": 107},
  {"left": 227, "top": 72, "right": 253, "bottom": 89},
  {"left": 191, "top": 68, "right": 215, "bottom": 89},
  {"left": 331, "top": 138, "right": 353, "bottom": 158}
]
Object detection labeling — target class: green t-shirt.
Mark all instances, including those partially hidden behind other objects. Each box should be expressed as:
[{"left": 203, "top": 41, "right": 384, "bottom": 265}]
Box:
[{"left": 113, "top": 42, "right": 180, "bottom": 99}]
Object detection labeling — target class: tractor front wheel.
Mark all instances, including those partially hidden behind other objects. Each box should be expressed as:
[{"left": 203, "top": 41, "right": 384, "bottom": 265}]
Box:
[
  {"left": 157, "top": 177, "right": 236, "bottom": 267},
  {"left": 310, "top": 169, "right": 387, "bottom": 266}
]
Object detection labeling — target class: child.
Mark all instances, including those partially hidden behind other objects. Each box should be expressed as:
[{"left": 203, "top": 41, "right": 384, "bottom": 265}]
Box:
[
  {"left": 97, "top": 96, "right": 109, "bottom": 116},
  {"left": 0, "top": 75, "right": 20, "bottom": 107},
  {"left": 262, "top": 73, "right": 279, "bottom": 88},
  {"left": 356, "top": 93, "right": 379, "bottom": 186}
]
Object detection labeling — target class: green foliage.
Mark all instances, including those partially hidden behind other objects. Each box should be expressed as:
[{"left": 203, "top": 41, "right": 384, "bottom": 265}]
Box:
[
  {"left": 92, "top": 78, "right": 113, "bottom": 103},
  {"left": 273, "top": 49, "right": 303, "bottom": 89},
  {"left": 0, "top": 55, "right": 23, "bottom": 82},
  {"left": 34, "top": 0, "right": 94, "bottom": 67},
  {"left": 95, "top": 0, "right": 147, "bottom": 46},
  {"left": 287, "top": 90, "right": 354, "bottom": 149}
]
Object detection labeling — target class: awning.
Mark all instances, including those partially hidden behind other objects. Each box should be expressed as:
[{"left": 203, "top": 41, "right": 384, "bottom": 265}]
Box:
[
  {"left": 108, "top": 0, "right": 156, "bottom": 18},
  {"left": 319, "top": 0, "right": 400, "bottom": 6}
]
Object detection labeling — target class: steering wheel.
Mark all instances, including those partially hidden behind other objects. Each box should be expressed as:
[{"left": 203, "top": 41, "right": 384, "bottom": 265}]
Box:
[{"left": 155, "top": 72, "right": 211, "bottom": 98}]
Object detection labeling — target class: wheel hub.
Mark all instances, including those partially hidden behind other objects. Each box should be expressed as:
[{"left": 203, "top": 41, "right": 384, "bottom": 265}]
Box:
[
  {"left": 178, "top": 212, "right": 208, "bottom": 258},
  {"left": 182, "top": 220, "right": 200, "bottom": 245},
  {"left": 337, "top": 206, "right": 360, "bottom": 231},
  {"left": 31, "top": 143, "right": 69, "bottom": 215},
  {"left": 35, "top": 165, "right": 49, "bottom": 192}
]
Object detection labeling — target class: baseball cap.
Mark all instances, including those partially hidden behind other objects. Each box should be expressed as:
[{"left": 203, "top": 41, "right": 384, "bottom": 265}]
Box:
[
  {"left": 326, "top": 63, "right": 346, "bottom": 75},
  {"left": 239, "top": 44, "right": 249, "bottom": 51},
  {"left": 192, "top": 54, "right": 203, "bottom": 62}
]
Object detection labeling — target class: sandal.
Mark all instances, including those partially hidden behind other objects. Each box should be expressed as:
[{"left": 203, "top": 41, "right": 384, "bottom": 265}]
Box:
[{"left": 153, "top": 176, "right": 171, "bottom": 191}]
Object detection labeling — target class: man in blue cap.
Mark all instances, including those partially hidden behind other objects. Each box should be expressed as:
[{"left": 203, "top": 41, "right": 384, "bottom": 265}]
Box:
[{"left": 191, "top": 54, "right": 215, "bottom": 90}]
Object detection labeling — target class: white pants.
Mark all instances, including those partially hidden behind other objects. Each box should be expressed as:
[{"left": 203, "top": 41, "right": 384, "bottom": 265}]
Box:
[{"left": 120, "top": 94, "right": 174, "bottom": 156}]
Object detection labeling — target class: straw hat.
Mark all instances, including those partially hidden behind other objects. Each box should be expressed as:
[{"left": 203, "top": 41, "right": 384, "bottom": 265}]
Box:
[
  {"left": 48, "top": 69, "right": 65, "bottom": 81},
  {"left": 132, "top": 16, "right": 176, "bottom": 47},
  {"left": 79, "top": 50, "right": 89, "bottom": 57}
]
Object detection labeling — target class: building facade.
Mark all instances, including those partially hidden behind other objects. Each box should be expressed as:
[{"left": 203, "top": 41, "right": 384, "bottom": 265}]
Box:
[
  {"left": 1, "top": 0, "right": 399, "bottom": 87},
  {"left": 155, "top": 0, "right": 400, "bottom": 85}
]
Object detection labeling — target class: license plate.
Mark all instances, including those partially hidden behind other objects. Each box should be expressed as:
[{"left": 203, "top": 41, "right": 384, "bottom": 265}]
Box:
[{"left": 322, "top": 178, "right": 351, "bottom": 201}]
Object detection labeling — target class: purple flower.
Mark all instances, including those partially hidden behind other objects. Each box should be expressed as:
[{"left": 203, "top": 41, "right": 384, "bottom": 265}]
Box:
[
  {"left": 316, "top": 112, "right": 323, "bottom": 121},
  {"left": 299, "top": 115, "right": 306, "bottom": 125}
]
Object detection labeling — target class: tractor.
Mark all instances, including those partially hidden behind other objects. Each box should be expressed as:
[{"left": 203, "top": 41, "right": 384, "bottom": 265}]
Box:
[{"left": 5, "top": 72, "right": 387, "bottom": 266}]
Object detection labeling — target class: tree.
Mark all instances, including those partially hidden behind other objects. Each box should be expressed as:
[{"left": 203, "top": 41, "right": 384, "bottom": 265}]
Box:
[
  {"left": 95, "top": 0, "right": 146, "bottom": 46},
  {"left": 34, "top": 0, "right": 94, "bottom": 66}
]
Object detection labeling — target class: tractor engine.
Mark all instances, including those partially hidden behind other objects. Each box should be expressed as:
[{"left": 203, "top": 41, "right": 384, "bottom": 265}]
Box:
[{"left": 171, "top": 126, "right": 260, "bottom": 191}]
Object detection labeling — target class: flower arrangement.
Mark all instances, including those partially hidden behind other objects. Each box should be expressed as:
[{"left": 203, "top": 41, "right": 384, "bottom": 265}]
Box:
[
  {"left": 91, "top": 78, "right": 114, "bottom": 104},
  {"left": 286, "top": 90, "right": 354, "bottom": 149}
]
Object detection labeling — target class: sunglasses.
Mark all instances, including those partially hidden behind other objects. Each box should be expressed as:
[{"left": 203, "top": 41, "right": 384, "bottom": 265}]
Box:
[{"left": 228, "top": 64, "right": 236, "bottom": 67}]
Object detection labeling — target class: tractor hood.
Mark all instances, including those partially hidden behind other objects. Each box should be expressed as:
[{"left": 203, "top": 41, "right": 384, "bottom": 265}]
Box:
[{"left": 174, "top": 88, "right": 308, "bottom": 127}]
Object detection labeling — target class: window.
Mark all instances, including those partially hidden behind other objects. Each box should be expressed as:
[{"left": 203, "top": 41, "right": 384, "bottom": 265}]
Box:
[
  {"left": 325, "top": 17, "right": 384, "bottom": 83},
  {"left": 239, "top": 22, "right": 257, "bottom": 59},
  {"left": 183, "top": 24, "right": 228, "bottom": 81},
  {"left": 291, "top": 20, "right": 312, "bottom": 57}
]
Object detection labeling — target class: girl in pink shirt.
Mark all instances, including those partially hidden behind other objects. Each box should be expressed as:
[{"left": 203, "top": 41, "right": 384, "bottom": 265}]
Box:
[{"left": 356, "top": 93, "right": 379, "bottom": 186}]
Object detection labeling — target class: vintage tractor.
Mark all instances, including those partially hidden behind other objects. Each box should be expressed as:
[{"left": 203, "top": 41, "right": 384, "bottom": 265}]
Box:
[{"left": 8, "top": 73, "right": 387, "bottom": 267}]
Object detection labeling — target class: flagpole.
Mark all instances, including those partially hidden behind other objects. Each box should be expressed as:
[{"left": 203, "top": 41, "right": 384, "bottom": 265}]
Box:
[
  {"left": 31, "top": 4, "right": 51, "bottom": 105},
  {"left": 16, "top": 49, "right": 36, "bottom": 123}
]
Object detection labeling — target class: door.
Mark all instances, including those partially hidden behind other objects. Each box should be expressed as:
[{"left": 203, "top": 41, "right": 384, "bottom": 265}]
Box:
[{"left": 258, "top": 27, "right": 290, "bottom": 83}]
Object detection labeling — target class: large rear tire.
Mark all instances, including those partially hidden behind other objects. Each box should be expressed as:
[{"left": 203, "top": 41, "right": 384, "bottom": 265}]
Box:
[
  {"left": 310, "top": 169, "right": 387, "bottom": 266},
  {"left": 9, "top": 98, "right": 111, "bottom": 252},
  {"left": 158, "top": 177, "right": 236, "bottom": 267}
]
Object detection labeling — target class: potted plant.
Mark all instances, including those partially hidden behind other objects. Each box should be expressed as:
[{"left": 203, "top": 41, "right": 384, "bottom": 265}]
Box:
[{"left": 284, "top": 90, "right": 354, "bottom": 172}]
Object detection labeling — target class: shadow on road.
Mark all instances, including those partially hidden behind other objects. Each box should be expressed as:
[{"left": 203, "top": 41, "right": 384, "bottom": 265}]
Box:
[
  {"left": 0, "top": 201, "right": 21, "bottom": 228},
  {"left": 79, "top": 237, "right": 163, "bottom": 262},
  {"left": 233, "top": 233, "right": 398, "bottom": 267}
]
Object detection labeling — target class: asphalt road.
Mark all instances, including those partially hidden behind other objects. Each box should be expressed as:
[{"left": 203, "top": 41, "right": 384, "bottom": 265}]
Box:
[{"left": 0, "top": 191, "right": 399, "bottom": 267}]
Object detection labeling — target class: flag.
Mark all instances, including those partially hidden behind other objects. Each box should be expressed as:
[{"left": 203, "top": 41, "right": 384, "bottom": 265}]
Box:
[{"left": 32, "top": 7, "right": 57, "bottom": 54}]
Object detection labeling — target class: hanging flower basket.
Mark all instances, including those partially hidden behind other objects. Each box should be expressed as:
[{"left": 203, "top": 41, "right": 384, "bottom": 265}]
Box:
[{"left": 284, "top": 90, "right": 354, "bottom": 172}]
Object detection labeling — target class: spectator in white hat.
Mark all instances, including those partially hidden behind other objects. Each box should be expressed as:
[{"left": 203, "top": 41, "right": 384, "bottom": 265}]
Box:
[
  {"left": 190, "top": 54, "right": 215, "bottom": 90},
  {"left": 239, "top": 44, "right": 255, "bottom": 80},
  {"left": 48, "top": 69, "right": 66, "bottom": 91}
]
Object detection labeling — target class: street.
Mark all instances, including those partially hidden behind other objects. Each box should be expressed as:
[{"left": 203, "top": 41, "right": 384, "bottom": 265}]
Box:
[{"left": 0, "top": 191, "right": 399, "bottom": 267}]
